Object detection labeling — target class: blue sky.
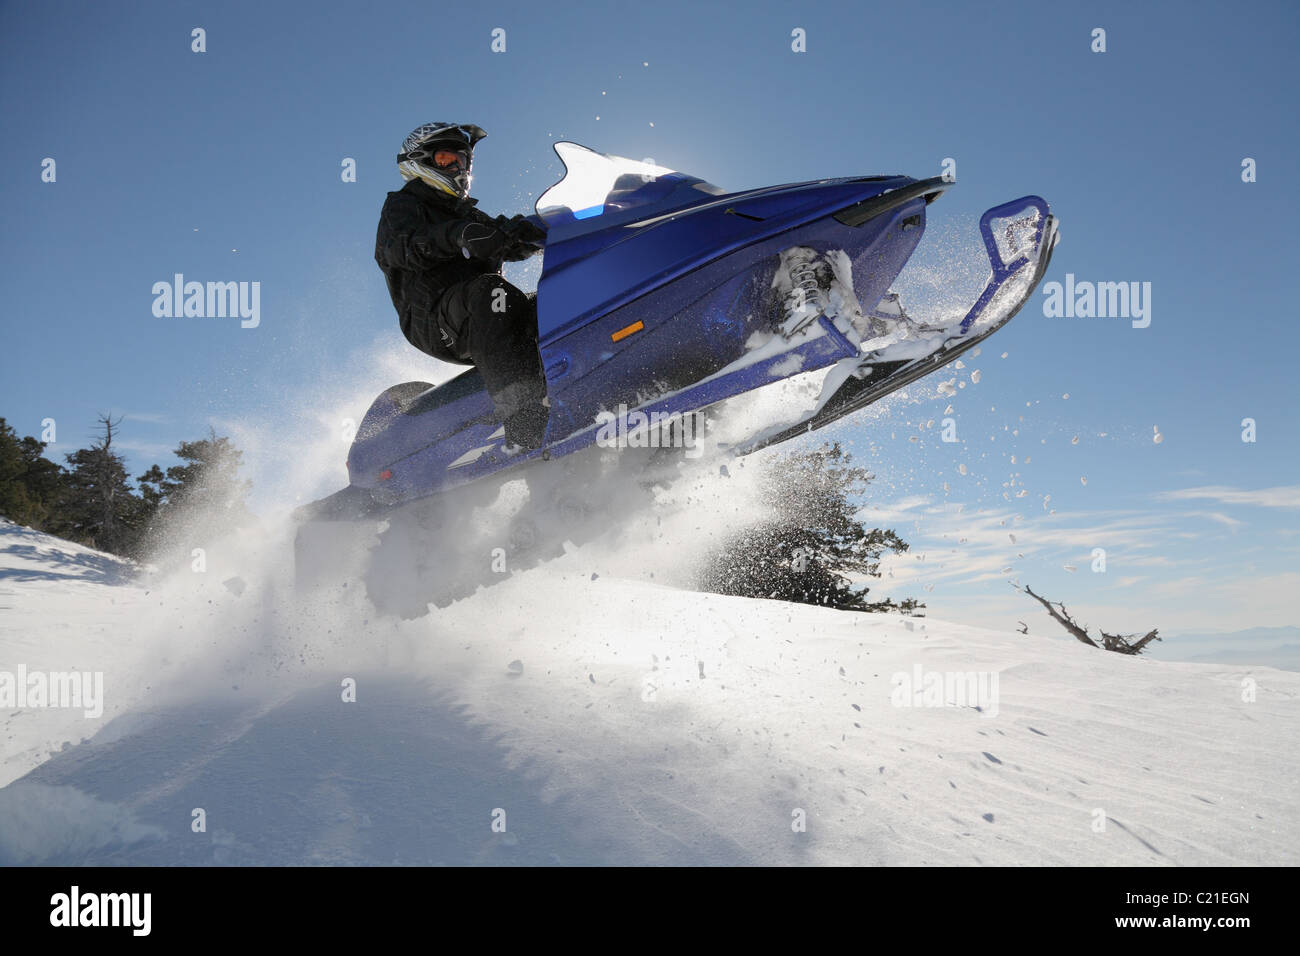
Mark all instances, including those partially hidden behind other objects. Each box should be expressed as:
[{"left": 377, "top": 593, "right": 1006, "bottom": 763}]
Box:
[{"left": 2, "top": 0, "right": 1297, "bottom": 642}]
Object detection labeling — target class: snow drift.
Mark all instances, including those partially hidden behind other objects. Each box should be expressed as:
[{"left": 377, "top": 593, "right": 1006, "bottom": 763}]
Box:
[{"left": 1, "top": 517, "right": 1296, "bottom": 866}]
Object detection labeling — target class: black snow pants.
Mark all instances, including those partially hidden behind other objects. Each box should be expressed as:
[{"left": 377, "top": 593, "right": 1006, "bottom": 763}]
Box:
[{"left": 434, "top": 275, "right": 548, "bottom": 442}]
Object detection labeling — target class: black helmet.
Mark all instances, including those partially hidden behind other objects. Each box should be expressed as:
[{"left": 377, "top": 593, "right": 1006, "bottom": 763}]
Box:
[{"left": 397, "top": 122, "right": 487, "bottom": 198}]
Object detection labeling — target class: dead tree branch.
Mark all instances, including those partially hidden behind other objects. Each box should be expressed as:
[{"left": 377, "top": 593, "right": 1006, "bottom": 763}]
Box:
[{"left": 1012, "top": 583, "right": 1161, "bottom": 656}]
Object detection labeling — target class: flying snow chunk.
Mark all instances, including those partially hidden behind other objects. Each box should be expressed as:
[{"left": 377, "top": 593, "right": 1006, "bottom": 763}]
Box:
[
  {"left": 1064, "top": 564, "right": 1077, "bottom": 572},
  {"left": 1080, "top": 476, "right": 1088, "bottom": 486},
  {"left": 971, "top": 370, "right": 982, "bottom": 384},
  {"left": 958, "top": 463, "right": 968, "bottom": 475},
  {"left": 1153, "top": 426, "right": 1163, "bottom": 444}
]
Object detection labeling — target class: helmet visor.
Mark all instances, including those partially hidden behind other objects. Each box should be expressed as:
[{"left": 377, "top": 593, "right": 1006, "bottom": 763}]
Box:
[{"left": 430, "top": 148, "right": 469, "bottom": 171}]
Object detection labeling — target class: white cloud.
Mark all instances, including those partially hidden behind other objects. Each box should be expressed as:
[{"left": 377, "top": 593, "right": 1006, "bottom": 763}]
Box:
[
  {"left": 857, "top": 484, "right": 1298, "bottom": 637},
  {"left": 119, "top": 411, "right": 171, "bottom": 425},
  {"left": 113, "top": 439, "right": 175, "bottom": 461},
  {"left": 1158, "top": 485, "right": 1300, "bottom": 510},
  {"left": 855, "top": 494, "right": 932, "bottom": 526},
  {"left": 1180, "top": 510, "right": 1244, "bottom": 531}
]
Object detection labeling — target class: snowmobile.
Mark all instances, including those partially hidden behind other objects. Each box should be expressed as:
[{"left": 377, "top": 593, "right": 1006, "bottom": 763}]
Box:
[{"left": 295, "top": 143, "right": 1058, "bottom": 615}]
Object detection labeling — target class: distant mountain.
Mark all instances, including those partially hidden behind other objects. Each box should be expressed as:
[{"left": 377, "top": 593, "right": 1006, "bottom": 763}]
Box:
[{"left": 1147, "top": 626, "right": 1300, "bottom": 672}]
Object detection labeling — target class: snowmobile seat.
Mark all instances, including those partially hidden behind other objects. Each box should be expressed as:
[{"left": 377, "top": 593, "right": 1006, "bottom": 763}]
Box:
[{"left": 400, "top": 367, "right": 487, "bottom": 416}]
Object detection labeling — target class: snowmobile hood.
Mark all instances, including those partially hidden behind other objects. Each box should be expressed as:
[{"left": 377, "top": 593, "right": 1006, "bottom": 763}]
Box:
[{"left": 533, "top": 143, "right": 928, "bottom": 343}]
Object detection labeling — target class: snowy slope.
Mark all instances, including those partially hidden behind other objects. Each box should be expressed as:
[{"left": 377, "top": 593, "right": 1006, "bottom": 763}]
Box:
[{"left": 1, "top": 517, "right": 1296, "bottom": 866}]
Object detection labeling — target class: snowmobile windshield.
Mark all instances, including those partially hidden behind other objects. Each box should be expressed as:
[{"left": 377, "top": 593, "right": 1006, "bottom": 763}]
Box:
[{"left": 536, "top": 142, "right": 726, "bottom": 239}]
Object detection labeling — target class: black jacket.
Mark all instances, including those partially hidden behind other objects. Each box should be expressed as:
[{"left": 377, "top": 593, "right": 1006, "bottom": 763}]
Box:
[{"left": 374, "top": 178, "right": 508, "bottom": 364}]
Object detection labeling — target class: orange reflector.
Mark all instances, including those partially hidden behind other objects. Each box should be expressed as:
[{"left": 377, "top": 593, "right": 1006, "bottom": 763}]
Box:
[
  {"left": 379, "top": 469, "right": 393, "bottom": 481},
  {"left": 611, "top": 320, "right": 644, "bottom": 343}
]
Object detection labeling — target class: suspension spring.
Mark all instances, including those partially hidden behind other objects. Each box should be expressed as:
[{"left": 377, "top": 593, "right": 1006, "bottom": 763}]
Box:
[{"left": 784, "top": 257, "right": 826, "bottom": 337}]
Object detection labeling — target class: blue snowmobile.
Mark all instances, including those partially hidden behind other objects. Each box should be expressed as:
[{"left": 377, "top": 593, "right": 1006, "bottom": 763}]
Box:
[{"left": 296, "top": 143, "right": 1058, "bottom": 615}]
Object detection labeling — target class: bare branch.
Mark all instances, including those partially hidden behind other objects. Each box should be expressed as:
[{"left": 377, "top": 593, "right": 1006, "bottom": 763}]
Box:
[
  {"left": 1129, "top": 628, "right": 1161, "bottom": 653},
  {"left": 1020, "top": 584, "right": 1098, "bottom": 648},
  {"left": 1015, "top": 583, "right": 1162, "bottom": 656}
]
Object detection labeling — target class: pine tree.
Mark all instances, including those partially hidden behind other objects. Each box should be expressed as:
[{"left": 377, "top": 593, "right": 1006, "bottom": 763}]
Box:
[
  {"left": 0, "top": 418, "right": 69, "bottom": 533},
  {"left": 0, "top": 418, "right": 42, "bottom": 526},
  {"left": 697, "top": 442, "right": 920, "bottom": 612},
  {"left": 136, "top": 427, "right": 252, "bottom": 556},
  {"left": 1, "top": 416, "right": 253, "bottom": 561},
  {"left": 61, "top": 415, "right": 144, "bottom": 555}
]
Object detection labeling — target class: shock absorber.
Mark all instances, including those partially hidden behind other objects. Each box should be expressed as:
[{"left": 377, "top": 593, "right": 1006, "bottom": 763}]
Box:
[{"left": 781, "top": 249, "right": 828, "bottom": 338}]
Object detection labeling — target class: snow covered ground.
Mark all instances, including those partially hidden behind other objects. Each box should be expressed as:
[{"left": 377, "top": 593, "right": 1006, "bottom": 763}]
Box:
[{"left": 1, "top": 516, "right": 1296, "bottom": 866}]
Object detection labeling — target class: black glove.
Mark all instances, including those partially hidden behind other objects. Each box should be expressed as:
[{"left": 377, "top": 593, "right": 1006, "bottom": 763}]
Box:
[
  {"left": 500, "top": 240, "right": 541, "bottom": 262},
  {"left": 502, "top": 215, "right": 547, "bottom": 246},
  {"left": 452, "top": 221, "right": 512, "bottom": 260}
]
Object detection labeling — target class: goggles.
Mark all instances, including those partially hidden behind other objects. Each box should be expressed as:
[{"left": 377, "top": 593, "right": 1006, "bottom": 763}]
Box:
[{"left": 430, "top": 148, "right": 469, "bottom": 170}]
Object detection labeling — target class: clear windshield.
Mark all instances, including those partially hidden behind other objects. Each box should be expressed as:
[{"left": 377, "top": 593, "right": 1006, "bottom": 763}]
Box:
[{"left": 536, "top": 142, "right": 725, "bottom": 234}]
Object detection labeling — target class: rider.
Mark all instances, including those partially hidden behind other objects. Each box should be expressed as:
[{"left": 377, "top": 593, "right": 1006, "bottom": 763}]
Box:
[{"left": 375, "top": 122, "right": 550, "bottom": 449}]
